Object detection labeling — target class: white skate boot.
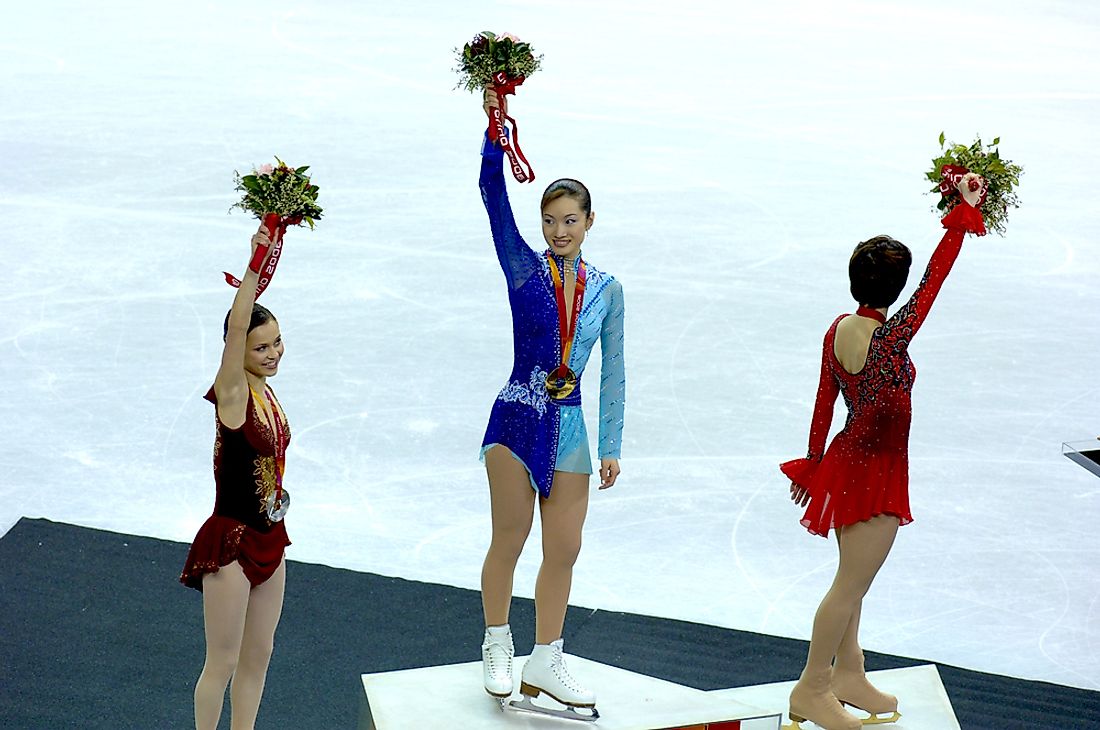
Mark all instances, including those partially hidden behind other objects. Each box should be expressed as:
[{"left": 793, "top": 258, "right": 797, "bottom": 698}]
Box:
[
  {"left": 481, "top": 624, "right": 514, "bottom": 706},
  {"left": 511, "top": 639, "right": 599, "bottom": 722}
]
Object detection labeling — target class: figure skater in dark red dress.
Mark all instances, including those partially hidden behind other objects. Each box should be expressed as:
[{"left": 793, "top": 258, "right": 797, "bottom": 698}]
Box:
[
  {"left": 779, "top": 192, "right": 985, "bottom": 729},
  {"left": 180, "top": 222, "right": 291, "bottom": 730}
]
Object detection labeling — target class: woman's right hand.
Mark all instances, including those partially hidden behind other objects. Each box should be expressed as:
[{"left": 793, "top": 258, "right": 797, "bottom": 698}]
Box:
[
  {"left": 483, "top": 87, "right": 506, "bottom": 118},
  {"left": 251, "top": 221, "right": 272, "bottom": 256}
]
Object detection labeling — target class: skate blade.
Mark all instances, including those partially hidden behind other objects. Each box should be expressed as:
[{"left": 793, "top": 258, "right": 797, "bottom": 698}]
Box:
[
  {"left": 781, "top": 714, "right": 805, "bottom": 730},
  {"left": 841, "top": 701, "right": 901, "bottom": 725},
  {"left": 509, "top": 694, "right": 600, "bottom": 723},
  {"left": 857, "top": 710, "right": 901, "bottom": 725}
]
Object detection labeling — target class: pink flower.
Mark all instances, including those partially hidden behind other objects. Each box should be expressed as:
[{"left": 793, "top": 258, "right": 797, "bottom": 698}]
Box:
[
  {"left": 257, "top": 163, "right": 274, "bottom": 176},
  {"left": 499, "top": 32, "right": 521, "bottom": 42}
]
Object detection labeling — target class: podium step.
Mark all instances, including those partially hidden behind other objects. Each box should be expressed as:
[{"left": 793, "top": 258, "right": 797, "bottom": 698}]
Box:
[
  {"left": 360, "top": 654, "right": 781, "bottom": 729},
  {"left": 709, "top": 665, "right": 960, "bottom": 730}
]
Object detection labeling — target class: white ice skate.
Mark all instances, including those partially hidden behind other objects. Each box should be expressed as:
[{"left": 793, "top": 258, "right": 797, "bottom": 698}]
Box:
[
  {"left": 510, "top": 639, "right": 599, "bottom": 722},
  {"left": 481, "top": 625, "right": 514, "bottom": 708}
]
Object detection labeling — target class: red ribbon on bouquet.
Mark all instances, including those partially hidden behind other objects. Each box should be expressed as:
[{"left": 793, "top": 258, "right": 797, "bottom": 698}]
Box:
[
  {"left": 939, "top": 164, "right": 988, "bottom": 207},
  {"left": 488, "top": 71, "right": 535, "bottom": 183},
  {"left": 224, "top": 212, "right": 301, "bottom": 299}
]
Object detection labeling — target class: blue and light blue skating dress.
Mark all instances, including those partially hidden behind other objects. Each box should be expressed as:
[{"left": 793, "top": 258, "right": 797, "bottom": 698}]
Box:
[{"left": 478, "top": 134, "right": 625, "bottom": 498}]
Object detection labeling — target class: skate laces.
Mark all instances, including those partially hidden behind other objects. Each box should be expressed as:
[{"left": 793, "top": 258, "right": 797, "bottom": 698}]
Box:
[
  {"left": 548, "top": 643, "right": 584, "bottom": 692},
  {"left": 483, "top": 633, "right": 513, "bottom": 674}
]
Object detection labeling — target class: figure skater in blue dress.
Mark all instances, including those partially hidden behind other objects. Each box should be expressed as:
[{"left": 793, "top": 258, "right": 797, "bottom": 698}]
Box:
[{"left": 476, "top": 89, "right": 625, "bottom": 719}]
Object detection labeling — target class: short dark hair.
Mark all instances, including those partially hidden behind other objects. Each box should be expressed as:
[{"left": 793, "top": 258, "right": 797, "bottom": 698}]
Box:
[
  {"left": 223, "top": 303, "right": 276, "bottom": 340},
  {"left": 541, "top": 178, "right": 592, "bottom": 216},
  {"left": 849, "top": 235, "right": 912, "bottom": 308}
]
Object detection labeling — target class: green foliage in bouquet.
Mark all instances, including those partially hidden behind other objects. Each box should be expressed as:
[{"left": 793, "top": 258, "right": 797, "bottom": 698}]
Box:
[
  {"left": 454, "top": 31, "right": 543, "bottom": 93},
  {"left": 926, "top": 133, "right": 1022, "bottom": 236},
  {"left": 231, "top": 157, "right": 323, "bottom": 229}
]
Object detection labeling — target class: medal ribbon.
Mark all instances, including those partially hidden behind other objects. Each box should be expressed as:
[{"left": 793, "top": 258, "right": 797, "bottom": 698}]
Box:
[
  {"left": 251, "top": 386, "right": 286, "bottom": 507},
  {"left": 488, "top": 71, "right": 535, "bottom": 183},
  {"left": 224, "top": 212, "right": 302, "bottom": 299},
  {"left": 546, "top": 253, "right": 586, "bottom": 375}
]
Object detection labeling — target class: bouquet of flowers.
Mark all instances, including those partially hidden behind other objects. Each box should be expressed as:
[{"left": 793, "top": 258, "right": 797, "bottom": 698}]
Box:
[
  {"left": 455, "top": 31, "right": 543, "bottom": 183},
  {"left": 231, "top": 158, "right": 322, "bottom": 229},
  {"left": 454, "top": 31, "right": 542, "bottom": 93},
  {"left": 224, "top": 158, "right": 322, "bottom": 297},
  {"left": 926, "top": 133, "right": 1022, "bottom": 236}
]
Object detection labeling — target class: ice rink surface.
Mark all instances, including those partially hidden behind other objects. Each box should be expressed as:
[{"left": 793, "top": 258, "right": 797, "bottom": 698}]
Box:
[{"left": 3, "top": 0, "right": 1099, "bottom": 692}]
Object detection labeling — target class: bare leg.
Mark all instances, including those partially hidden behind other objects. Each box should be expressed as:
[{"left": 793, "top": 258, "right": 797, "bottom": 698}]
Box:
[
  {"left": 789, "top": 515, "right": 899, "bottom": 729},
  {"left": 229, "top": 558, "right": 286, "bottom": 730},
  {"left": 481, "top": 446, "right": 537, "bottom": 626},
  {"left": 534, "top": 471, "right": 590, "bottom": 644},
  {"left": 194, "top": 562, "right": 250, "bottom": 730}
]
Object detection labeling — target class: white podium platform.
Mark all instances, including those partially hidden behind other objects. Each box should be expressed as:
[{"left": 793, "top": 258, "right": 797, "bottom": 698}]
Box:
[
  {"left": 360, "top": 657, "right": 961, "bottom": 730},
  {"left": 709, "top": 665, "right": 961, "bottom": 730},
  {"left": 360, "top": 654, "right": 781, "bottom": 729}
]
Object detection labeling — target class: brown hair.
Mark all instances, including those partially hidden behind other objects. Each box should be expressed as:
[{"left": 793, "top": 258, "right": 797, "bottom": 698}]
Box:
[
  {"left": 541, "top": 178, "right": 592, "bottom": 216},
  {"left": 223, "top": 303, "right": 276, "bottom": 341},
  {"left": 849, "top": 235, "right": 913, "bottom": 308}
]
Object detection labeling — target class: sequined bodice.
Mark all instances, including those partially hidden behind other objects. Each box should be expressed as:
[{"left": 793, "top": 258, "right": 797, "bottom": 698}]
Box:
[
  {"left": 802, "top": 229, "right": 965, "bottom": 461},
  {"left": 203, "top": 386, "right": 290, "bottom": 530},
  {"left": 479, "top": 134, "right": 625, "bottom": 458}
]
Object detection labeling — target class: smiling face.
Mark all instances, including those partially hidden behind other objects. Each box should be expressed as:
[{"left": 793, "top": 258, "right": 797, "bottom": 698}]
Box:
[
  {"left": 244, "top": 320, "right": 284, "bottom": 378},
  {"left": 541, "top": 195, "right": 593, "bottom": 259}
]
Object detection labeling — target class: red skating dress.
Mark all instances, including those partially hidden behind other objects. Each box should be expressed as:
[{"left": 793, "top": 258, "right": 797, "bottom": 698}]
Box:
[
  {"left": 780, "top": 207, "right": 982, "bottom": 537},
  {"left": 180, "top": 386, "right": 291, "bottom": 590}
]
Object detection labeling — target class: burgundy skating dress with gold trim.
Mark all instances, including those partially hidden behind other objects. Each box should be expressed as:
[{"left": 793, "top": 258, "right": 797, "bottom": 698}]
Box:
[
  {"left": 180, "top": 387, "right": 291, "bottom": 590},
  {"left": 781, "top": 207, "right": 982, "bottom": 537}
]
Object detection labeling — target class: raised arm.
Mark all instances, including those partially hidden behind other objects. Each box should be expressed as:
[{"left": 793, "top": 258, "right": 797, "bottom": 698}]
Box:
[
  {"left": 882, "top": 227, "right": 964, "bottom": 348},
  {"left": 883, "top": 199, "right": 984, "bottom": 348},
  {"left": 480, "top": 91, "right": 539, "bottom": 290},
  {"left": 213, "top": 223, "right": 271, "bottom": 429}
]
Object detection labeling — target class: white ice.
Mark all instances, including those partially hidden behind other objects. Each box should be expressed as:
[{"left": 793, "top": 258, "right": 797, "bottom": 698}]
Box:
[{"left": 2, "top": 0, "right": 1099, "bottom": 693}]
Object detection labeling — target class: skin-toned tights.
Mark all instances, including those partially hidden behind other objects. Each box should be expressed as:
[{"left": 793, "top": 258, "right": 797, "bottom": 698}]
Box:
[
  {"left": 481, "top": 445, "right": 590, "bottom": 645},
  {"left": 194, "top": 559, "right": 286, "bottom": 730},
  {"left": 805, "top": 514, "right": 899, "bottom": 676}
]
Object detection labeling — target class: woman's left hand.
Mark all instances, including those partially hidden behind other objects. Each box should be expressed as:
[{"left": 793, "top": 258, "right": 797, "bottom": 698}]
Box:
[
  {"left": 599, "top": 459, "right": 620, "bottom": 490},
  {"left": 790, "top": 481, "right": 811, "bottom": 507}
]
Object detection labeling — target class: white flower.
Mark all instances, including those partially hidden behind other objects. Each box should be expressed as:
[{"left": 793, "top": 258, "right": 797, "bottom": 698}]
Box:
[
  {"left": 957, "top": 172, "right": 984, "bottom": 208},
  {"left": 257, "top": 163, "right": 275, "bottom": 176}
]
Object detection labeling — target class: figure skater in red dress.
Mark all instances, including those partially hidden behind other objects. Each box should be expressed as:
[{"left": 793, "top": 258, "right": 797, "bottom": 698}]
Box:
[
  {"left": 180, "top": 222, "right": 291, "bottom": 730},
  {"left": 779, "top": 195, "right": 984, "bottom": 729}
]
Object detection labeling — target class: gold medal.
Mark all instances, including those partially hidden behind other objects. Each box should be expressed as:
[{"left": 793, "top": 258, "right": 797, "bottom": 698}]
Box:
[{"left": 545, "top": 365, "right": 578, "bottom": 400}]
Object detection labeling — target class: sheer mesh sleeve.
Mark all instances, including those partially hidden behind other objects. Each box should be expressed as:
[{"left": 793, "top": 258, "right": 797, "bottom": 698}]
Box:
[
  {"left": 597, "top": 278, "right": 625, "bottom": 459},
  {"left": 479, "top": 132, "right": 539, "bottom": 290},
  {"left": 880, "top": 226, "right": 965, "bottom": 352}
]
